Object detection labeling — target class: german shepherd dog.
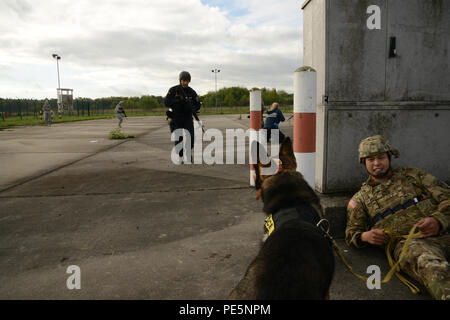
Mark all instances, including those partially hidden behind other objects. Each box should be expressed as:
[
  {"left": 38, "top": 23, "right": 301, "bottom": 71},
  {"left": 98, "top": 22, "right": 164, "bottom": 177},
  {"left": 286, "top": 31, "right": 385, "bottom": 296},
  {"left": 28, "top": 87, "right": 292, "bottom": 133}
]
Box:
[{"left": 228, "top": 137, "right": 335, "bottom": 299}]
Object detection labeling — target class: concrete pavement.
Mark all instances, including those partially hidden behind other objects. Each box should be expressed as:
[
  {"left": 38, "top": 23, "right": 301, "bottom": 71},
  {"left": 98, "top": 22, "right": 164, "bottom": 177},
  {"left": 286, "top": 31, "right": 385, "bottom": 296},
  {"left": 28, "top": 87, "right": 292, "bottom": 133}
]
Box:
[{"left": 0, "top": 115, "right": 430, "bottom": 299}]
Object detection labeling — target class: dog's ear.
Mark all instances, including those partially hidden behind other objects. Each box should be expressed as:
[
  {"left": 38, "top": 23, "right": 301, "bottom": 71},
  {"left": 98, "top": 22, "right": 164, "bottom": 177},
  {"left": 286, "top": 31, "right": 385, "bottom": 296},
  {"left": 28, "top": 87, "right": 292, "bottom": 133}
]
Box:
[{"left": 279, "top": 136, "right": 297, "bottom": 171}]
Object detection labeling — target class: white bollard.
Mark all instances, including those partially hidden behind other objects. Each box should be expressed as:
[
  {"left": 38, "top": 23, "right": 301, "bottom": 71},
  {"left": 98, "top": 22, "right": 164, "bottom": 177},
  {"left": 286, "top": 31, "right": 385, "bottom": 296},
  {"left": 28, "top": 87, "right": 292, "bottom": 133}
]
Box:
[
  {"left": 293, "top": 67, "right": 316, "bottom": 189},
  {"left": 249, "top": 89, "right": 262, "bottom": 186}
]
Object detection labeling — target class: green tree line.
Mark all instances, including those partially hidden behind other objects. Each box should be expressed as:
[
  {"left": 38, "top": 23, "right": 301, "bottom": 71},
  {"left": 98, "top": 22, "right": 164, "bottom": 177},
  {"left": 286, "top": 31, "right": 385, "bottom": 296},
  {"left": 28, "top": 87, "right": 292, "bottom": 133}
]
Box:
[
  {"left": 0, "top": 87, "right": 292, "bottom": 118},
  {"left": 0, "top": 96, "right": 166, "bottom": 118},
  {"left": 201, "top": 87, "right": 293, "bottom": 109}
]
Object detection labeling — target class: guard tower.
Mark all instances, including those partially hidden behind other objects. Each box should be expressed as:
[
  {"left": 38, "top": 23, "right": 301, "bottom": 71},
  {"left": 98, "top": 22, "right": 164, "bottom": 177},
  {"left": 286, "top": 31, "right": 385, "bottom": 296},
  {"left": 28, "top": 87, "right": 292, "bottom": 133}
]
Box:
[
  {"left": 302, "top": 0, "right": 450, "bottom": 193},
  {"left": 57, "top": 88, "right": 74, "bottom": 114}
]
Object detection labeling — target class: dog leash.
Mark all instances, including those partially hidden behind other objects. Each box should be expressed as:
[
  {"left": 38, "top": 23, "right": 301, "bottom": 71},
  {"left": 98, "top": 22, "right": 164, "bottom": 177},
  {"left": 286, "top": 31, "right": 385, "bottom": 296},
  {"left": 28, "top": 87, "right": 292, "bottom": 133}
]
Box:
[{"left": 316, "top": 220, "right": 422, "bottom": 294}]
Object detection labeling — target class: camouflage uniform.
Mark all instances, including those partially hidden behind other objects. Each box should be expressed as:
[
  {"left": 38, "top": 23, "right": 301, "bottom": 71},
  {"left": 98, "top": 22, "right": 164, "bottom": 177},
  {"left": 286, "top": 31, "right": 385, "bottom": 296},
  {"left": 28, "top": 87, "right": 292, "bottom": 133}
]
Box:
[
  {"left": 42, "top": 100, "right": 51, "bottom": 125},
  {"left": 345, "top": 136, "right": 450, "bottom": 300}
]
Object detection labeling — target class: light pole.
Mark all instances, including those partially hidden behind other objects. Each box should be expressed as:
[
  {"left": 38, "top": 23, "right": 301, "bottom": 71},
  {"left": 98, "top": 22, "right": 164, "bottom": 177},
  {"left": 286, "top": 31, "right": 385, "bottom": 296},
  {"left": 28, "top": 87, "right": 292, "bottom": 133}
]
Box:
[
  {"left": 211, "top": 68, "right": 220, "bottom": 113},
  {"left": 52, "top": 54, "right": 61, "bottom": 112}
]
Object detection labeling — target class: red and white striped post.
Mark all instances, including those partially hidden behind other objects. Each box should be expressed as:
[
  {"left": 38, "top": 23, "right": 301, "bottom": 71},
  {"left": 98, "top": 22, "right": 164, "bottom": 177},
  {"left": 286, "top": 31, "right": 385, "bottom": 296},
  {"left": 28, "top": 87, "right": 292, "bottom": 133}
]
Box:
[
  {"left": 249, "top": 88, "right": 262, "bottom": 186},
  {"left": 293, "top": 66, "right": 316, "bottom": 188}
]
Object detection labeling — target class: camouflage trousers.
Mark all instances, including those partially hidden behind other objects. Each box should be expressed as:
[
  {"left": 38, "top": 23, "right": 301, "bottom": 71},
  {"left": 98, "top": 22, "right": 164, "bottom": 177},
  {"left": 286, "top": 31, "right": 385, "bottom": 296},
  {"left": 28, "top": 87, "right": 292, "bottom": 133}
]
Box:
[
  {"left": 44, "top": 111, "right": 51, "bottom": 125},
  {"left": 394, "top": 234, "right": 450, "bottom": 300}
]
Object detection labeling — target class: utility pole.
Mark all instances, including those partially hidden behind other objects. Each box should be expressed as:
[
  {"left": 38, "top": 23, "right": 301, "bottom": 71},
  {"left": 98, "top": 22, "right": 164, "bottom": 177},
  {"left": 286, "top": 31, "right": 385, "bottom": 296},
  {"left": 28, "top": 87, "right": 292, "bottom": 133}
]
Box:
[
  {"left": 211, "top": 68, "right": 220, "bottom": 113},
  {"left": 52, "top": 54, "right": 61, "bottom": 112}
]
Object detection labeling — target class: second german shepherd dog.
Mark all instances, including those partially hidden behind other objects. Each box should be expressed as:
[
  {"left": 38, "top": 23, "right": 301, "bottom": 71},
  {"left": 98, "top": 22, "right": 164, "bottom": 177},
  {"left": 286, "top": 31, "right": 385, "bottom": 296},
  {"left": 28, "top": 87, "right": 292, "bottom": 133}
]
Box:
[{"left": 228, "top": 137, "right": 335, "bottom": 299}]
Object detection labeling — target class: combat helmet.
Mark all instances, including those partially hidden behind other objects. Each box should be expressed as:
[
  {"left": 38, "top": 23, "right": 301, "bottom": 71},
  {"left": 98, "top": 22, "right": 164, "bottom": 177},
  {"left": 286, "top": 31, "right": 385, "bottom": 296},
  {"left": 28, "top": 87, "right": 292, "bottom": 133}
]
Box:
[
  {"left": 358, "top": 135, "right": 399, "bottom": 163},
  {"left": 179, "top": 71, "right": 191, "bottom": 82}
]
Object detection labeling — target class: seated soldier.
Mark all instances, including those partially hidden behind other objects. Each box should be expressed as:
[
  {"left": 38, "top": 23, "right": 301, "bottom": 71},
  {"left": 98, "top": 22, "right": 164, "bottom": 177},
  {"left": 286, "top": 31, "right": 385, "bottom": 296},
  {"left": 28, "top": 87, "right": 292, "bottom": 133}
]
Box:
[{"left": 345, "top": 135, "right": 449, "bottom": 300}]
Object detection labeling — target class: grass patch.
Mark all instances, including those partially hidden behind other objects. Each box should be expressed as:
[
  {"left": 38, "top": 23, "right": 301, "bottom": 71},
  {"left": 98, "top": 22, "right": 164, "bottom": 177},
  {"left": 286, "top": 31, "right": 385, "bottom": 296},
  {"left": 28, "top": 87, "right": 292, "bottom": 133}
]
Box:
[
  {"left": 108, "top": 128, "right": 135, "bottom": 139},
  {"left": 0, "top": 106, "right": 294, "bottom": 128},
  {"left": 0, "top": 114, "right": 115, "bottom": 127}
]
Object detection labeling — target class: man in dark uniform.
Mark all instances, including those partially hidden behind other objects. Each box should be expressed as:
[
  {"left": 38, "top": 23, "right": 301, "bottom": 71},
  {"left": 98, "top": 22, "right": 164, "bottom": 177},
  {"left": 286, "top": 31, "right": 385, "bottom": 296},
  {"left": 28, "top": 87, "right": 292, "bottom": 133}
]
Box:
[{"left": 165, "top": 71, "right": 201, "bottom": 164}]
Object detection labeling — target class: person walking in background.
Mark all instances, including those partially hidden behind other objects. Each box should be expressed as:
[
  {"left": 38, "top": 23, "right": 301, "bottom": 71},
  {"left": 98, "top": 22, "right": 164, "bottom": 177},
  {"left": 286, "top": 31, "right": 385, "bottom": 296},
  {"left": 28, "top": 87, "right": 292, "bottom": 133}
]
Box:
[
  {"left": 263, "top": 102, "right": 285, "bottom": 143},
  {"left": 115, "top": 101, "right": 127, "bottom": 128}
]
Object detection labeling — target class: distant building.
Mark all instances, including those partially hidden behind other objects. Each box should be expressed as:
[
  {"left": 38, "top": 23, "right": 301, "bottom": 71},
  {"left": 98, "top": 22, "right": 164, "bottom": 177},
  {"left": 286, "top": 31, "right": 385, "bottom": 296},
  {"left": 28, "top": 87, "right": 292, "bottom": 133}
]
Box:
[{"left": 57, "top": 88, "right": 74, "bottom": 113}]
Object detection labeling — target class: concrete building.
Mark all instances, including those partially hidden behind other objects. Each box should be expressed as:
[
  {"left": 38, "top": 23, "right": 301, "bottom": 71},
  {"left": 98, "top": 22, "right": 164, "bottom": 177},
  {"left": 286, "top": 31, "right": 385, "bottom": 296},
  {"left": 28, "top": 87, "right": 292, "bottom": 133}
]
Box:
[{"left": 302, "top": 0, "right": 450, "bottom": 193}]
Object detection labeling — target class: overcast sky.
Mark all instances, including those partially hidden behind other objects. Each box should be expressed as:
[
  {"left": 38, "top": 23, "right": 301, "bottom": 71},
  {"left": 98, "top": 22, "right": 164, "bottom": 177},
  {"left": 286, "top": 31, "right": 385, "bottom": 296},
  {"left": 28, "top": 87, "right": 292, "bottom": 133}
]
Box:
[{"left": 0, "top": 0, "right": 303, "bottom": 99}]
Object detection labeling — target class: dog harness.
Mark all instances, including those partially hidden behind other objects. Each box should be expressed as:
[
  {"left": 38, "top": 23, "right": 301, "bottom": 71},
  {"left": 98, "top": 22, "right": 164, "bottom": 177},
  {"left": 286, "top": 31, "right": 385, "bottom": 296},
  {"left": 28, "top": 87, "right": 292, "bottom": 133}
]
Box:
[{"left": 264, "top": 205, "right": 322, "bottom": 237}]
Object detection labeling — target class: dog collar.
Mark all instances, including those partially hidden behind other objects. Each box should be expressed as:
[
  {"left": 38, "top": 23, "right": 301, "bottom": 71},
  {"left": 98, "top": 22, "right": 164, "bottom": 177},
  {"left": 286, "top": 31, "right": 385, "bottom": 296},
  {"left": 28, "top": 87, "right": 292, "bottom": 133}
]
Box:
[{"left": 264, "top": 207, "right": 303, "bottom": 237}]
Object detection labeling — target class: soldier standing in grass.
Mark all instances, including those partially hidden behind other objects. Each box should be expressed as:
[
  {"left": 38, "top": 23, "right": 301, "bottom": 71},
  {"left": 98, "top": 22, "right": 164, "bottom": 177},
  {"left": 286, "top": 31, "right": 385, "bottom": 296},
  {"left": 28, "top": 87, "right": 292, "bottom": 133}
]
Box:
[
  {"left": 115, "top": 101, "right": 127, "bottom": 128},
  {"left": 42, "top": 99, "right": 51, "bottom": 126},
  {"left": 346, "top": 135, "right": 449, "bottom": 300}
]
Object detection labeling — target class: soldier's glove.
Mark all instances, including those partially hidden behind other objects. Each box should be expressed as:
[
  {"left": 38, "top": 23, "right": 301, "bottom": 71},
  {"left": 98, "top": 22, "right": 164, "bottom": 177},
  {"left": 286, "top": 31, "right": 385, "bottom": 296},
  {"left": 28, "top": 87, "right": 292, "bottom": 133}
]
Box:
[{"left": 166, "top": 110, "right": 174, "bottom": 119}]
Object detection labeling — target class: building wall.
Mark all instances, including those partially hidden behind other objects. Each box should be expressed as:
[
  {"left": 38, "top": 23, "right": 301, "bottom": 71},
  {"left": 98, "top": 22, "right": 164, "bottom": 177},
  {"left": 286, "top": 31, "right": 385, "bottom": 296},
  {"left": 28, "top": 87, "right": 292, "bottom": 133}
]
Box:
[
  {"left": 302, "top": 0, "right": 328, "bottom": 192},
  {"left": 302, "top": 0, "right": 450, "bottom": 193},
  {"left": 385, "top": 0, "right": 450, "bottom": 101},
  {"left": 302, "top": 0, "right": 326, "bottom": 106},
  {"left": 321, "top": 103, "right": 450, "bottom": 193},
  {"left": 327, "top": 0, "right": 387, "bottom": 102}
]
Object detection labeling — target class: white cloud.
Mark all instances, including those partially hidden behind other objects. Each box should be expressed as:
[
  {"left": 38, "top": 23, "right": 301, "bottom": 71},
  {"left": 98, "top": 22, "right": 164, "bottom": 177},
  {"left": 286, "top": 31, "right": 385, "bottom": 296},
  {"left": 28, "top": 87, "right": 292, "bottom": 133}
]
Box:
[{"left": 0, "top": 0, "right": 303, "bottom": 99}]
